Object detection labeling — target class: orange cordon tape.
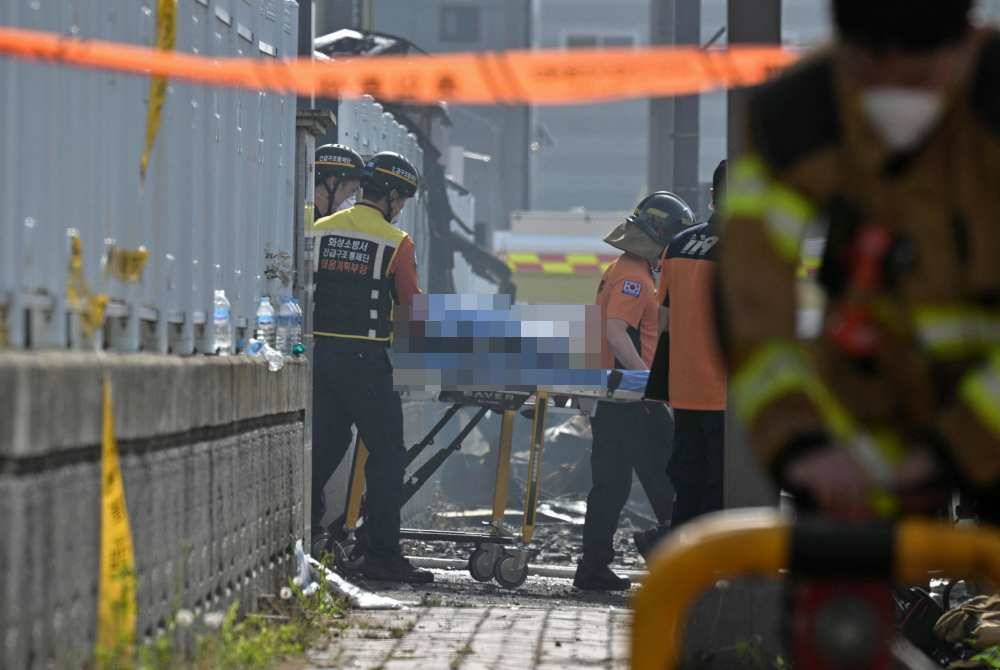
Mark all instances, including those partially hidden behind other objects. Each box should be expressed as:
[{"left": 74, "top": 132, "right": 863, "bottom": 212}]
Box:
[
  {"left": 0, "top": 25, "right": 798, "bottom": 105},
  {"left": 505, "top": 253, "right": 618, "bottom": 275}
]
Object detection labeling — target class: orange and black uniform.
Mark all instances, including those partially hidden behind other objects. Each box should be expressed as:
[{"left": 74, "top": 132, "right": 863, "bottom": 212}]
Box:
[
  {"left": 659, "top": 216, "right": 727, "bottom": 527},
  {"left": 310, "top": 203, "right": 421, "bottom": 557},
  {"left": 582, "top": 253, "right": 674, "bottom": 568}
]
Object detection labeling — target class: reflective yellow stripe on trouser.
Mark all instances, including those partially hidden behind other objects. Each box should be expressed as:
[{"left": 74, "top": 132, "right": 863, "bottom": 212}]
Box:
[
  {"left": 732, "top": 342, "right": 902, "bottom": 515},
  {"left": 723, "top": 156, "right": 816, "bottom": 263},
  {"left": 960, "top": 352, "right": 1000, "bottom": 439},
  {"left": 915, "top": 305, "right": 1000, "bottom": 360}
]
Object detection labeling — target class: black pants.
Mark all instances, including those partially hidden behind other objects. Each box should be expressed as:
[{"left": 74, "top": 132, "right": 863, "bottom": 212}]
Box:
[
  {"left": 966, "top": 483, "right": 1000, "bottom": 527},
  {"left": 668, "top": 409, "right": 725, "bottom": 529},
  {"left": 311, "top": 339, "right": 405, "bottom": 559},
  {"left": 582, "top": 401, "right": 674, "bottom": 567}
]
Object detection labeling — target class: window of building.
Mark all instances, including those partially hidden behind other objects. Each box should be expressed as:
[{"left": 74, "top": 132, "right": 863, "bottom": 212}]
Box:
[
  {"left": 565, "top": 34, "right": 600, "bottom": 49},
  {"left": 563, "top": 33, "right": 637, "bottom": 49},
  {"left": 440, "top": 4, "right": 481, "bottom": 43},
  {"left": 601, "top": 35, "right": 636, "bottom": 48}
]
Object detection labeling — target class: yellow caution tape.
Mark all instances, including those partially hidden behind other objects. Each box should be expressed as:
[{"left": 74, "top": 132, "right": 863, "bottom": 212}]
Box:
[
  {"left": 105, "top": 246, "right": 150, "bottom": 284},
  {"left": 66, "top": 231, "right": 109, "bottom": 339},
  {"left": 139, "top": 0, "right": 177, "bottom": 182},
  {"left": 96, "top": 376, "right": 137, "bottom": 664}
]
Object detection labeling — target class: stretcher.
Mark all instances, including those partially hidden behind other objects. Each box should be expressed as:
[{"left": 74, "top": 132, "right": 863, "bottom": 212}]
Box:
[
  {"left": 325, "top": 369, "right": 652, "bottom": 588},
  {"left": 631, "top": 509, "right": 1000, "bottom": 670}
]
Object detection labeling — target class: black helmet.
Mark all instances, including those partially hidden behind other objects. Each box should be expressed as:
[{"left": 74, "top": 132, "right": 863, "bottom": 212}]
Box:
[
  {"left": 316, "top": 144, "right": 364, "bottom": 183},
  {"left": 833, "top": 0, "right": 972, "bottom": 53},
  {"left": 626, "top": 191, "right": 696, "bottom": 248},
  {"left": 360, "top": 152, "right": 420, "bottom": 199}
]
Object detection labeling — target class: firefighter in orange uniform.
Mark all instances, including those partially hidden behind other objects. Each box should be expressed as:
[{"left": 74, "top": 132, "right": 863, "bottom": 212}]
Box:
[
  {"left": 574, "top": 192, "right": 696, "bottom": 591},
  {"left": 657, "top": 160, "right": 729, "bottom": 531}
]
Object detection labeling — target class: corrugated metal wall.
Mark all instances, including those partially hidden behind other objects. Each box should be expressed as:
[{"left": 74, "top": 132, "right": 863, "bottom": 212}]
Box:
[{"left": 0, "top": 0, "right": 299, "bottom": 353}]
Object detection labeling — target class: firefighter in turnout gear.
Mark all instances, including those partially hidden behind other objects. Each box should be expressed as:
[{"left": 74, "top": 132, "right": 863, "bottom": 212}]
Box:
[
  {"left": 310, "top": 151, "right": 434, "bottom": 583},
  {"left": 718, "top": 0, "right": 1000, "bottom": 524},
  {"left": 315, "top": 144, "right": 364, "bottom": 218},
  {"left": 574, "top": 191, "right": 695, "bottom": 591}
]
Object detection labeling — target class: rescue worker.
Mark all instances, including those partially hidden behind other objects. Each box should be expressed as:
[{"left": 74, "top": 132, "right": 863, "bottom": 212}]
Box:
[
  {"left": 314, "top": 144, "right": 364, "bottom": 218},
  {"left": 657, "top": 160, "right": 728, "bottom": 532},
  {"left": 574, "top": 191, "right": 695, "bottom": 591},
  {"left": 718, "top": 0, "right": 1000, "bottom": 524},
  {"left": 310, "top": 151, "right": 434, "bottom": 583}
]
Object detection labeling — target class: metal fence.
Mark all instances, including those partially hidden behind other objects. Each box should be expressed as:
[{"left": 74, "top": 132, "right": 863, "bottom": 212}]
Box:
[
  {"left": 0, "top": 0, "right": 299, "bottom": 353},
  {"left": 448, "top": 188, "right": 496, "bottom": 295},
  {"left": 334, "top": 96, "right": 430, "bottom": 290}
]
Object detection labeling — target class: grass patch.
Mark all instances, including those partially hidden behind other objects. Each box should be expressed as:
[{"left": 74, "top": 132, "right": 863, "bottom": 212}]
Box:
[
  {"left": 389, "top": 625, "right": 410, "bottom": 640},
  {"left": 450, "top": 642, "right": 474, "bottom": 670},
  {"left": 95, "top": 583, "right": 348, "bottom": 670},
  {"left": 679, "top": 637, "right": 789, "bottom": 670},
  {"left": 419, "top": 593, "right": 445, "bottom": 608},
  {"left": 351, "top": 618, "right": 414, "bottom": 641}
]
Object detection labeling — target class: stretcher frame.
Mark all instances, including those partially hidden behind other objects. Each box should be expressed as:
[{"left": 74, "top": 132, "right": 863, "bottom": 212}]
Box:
[{"left": 328, "top": 389, "right": 553, "bottom": 588}]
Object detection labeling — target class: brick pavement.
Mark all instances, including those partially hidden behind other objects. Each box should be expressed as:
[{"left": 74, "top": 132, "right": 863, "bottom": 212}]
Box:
[{"left": 306, "top": 605, "right": 631, "bottom": 669}]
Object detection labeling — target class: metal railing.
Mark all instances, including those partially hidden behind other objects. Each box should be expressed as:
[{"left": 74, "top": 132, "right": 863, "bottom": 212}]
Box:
[{"left": 0, "top": 0, "right": 299, "bottom": 353}]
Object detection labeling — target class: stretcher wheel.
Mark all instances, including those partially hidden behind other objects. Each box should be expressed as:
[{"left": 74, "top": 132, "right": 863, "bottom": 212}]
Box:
[
  {"left": 333, "top": 539, "right": 366, "bottom": 573},
  {"left": 468, "top": 547, "right": 496, "bottom": 583},
  {"left": 493, "top": 553, "right": 529, "bottom": 589}
]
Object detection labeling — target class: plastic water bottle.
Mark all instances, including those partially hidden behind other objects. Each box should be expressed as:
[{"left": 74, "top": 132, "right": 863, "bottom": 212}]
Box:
[
  {"left": 289, "top": 296, "right": 304, "bottom": 356},
  {"left": 263, "top": 343, "right": 285, "bottom": 371},
  {"left": 244, "top": 336, "right": 285, "bottom": 371},
  {"left": 275, "top": 295, "right": 294, "bottom": 355},
  {"left": 212, "top": 289, "right": 233, "bottom": 355},
  {"left": 254, "top": 296, "right": 276, "bottom": 347}
]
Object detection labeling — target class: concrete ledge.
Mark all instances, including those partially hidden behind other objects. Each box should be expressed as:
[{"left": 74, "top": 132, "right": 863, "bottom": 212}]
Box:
[{"left": 0, "top": 352, "right": 309, "bottom": 459}]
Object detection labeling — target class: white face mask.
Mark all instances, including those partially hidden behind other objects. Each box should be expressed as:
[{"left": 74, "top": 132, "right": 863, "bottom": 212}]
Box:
[
  {"left": 336, "top": 194, "right": 356, "bottom": 212},
  {"left": 861, "top": 87, "right": 944, "bottom": 151}
]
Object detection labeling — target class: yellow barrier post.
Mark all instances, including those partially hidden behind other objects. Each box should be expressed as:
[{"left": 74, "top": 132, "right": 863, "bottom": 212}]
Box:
[{"left": 631, "top": 511, "right": 1000, "bottom": 670}]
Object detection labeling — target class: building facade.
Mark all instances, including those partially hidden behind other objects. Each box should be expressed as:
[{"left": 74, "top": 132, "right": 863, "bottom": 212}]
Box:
[
  {"left": 366, "top": 0, "right": 532, "bottom": 233},
  {"left": 697, "top": 0, "right": 1000, "bottom": 205},
  {"left": 530, "top": 0, "right": 651, "bottom": 212}
]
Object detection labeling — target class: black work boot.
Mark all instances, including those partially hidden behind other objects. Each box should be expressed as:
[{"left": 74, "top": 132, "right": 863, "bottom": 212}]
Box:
[
  {"left": 311, "top": 528, "right": 333, "bottom": 560},
  {"left": 633, "top": 525, "right": 670, "bottom": 561},
  {"left": 573, "top": 562, "right": 631, "bottom": 591},
  {"left": 362, "top": 553, "right": 434, "bottom": 584}
]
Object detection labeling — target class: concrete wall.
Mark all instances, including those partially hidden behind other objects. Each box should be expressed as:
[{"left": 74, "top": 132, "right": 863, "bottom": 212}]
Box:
[{"left": 0, "top": 353, "right": 308, "bottom": 669}]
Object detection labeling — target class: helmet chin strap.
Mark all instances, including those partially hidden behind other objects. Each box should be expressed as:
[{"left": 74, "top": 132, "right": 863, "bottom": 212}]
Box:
[
  {"left": 316, "top": 178, "right": 335, "bottom": 218},
  {"left": 381, "top": 192, "right": 399, "bottom": 223}
]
